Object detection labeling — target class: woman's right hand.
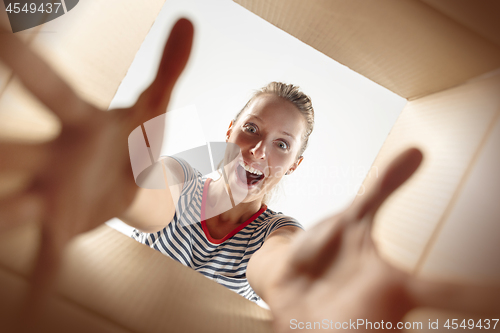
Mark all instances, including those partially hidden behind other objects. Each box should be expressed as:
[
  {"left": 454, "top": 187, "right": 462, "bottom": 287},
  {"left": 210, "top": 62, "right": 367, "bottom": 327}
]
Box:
[{"left": 0, "top": 18, "right": 193, "bottom": 317}]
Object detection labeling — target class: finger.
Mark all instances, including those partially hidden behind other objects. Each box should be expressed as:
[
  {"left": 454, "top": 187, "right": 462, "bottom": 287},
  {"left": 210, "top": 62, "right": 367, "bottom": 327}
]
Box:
[
  {"left": 0, "top": 27, "right": 95, "bottom": 125},
  {"left": 288, "top": 149, "right": 422, "bottom": 277},
  {"left": 0, "top": 193, "right": 43, "bottom": 233},
  {"left": 352, "top": 147, "right": 423, "bottom": 220},
  {"left": 133, "top": 18, "right": 194, "bottom": 123},
  {"left": 0, "top": 142, "right": 50, "bottom": 172}
]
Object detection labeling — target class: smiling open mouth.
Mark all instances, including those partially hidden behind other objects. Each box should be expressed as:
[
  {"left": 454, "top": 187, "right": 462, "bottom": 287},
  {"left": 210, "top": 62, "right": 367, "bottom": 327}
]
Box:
[{"left": 236, "top": 162, "right": 264, "bottom": 186}]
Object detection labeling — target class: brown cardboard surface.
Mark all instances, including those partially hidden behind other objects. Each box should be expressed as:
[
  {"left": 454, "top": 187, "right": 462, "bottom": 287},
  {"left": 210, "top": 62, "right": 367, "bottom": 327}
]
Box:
[
  {"left": 30, "top": 0, "right": 168, "bottom": 110},
  {"left": 0, "top": 269, "right": 130, "bottom": 333},
  {"left": 0, "top": 0, "right": 50, "bottom": 136},
  {"left": 0, "top": 218, "right": 40, "bottom": 277},
  {"left": 0, "top": 224, "right": 273, "bottom": 333},
  {"left": 0, "top": 0, "right": 9, "bottom": 32},
  {"left": 233, "top": 0, "right": 500, "bottom": 100},
  {"left": 365, "top": 72, "right": 500, "bottom": 273},
  {"left": 0, "top": 77, "right": 61, "bottom": 143},
  {"left": 419, "top": 97, "right": 500, "bottom": 282},
  {"left": 420, "top": 0, "right": 500, "bottom": 47},
  {"left": 0, "top": 61, "right": 12, "bottom": 99},
  {"left": 0, "top": 0, "right": 168, "bottom": 194}
]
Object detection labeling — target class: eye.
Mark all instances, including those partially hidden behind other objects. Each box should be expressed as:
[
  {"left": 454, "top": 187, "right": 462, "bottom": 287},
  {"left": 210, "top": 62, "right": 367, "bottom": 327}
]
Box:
[
  {"left": 243, "top": 123, "right": 258, "bottom": 134},
  {"left": 276, "top": 140, "right": 289, "bottom": 150}
]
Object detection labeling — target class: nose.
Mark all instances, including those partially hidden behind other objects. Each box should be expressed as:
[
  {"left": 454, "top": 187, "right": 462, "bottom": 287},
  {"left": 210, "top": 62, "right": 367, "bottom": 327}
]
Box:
[{"left": 250, "top": 140, "right": 266, "bottom": 159}]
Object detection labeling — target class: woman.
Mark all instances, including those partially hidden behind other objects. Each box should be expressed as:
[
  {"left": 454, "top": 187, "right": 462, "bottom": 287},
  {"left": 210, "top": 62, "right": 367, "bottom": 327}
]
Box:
[
  {"left": 1, "top": 18, "right": 498, "bottom": 332},
  {"left": 126, "top": 82, "right": 313, "bottom": 302}
]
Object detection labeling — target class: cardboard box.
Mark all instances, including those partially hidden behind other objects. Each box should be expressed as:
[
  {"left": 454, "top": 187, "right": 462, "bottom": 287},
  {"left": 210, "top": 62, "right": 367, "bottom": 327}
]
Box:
[{"left": 1, "top": 0, "right": 499, "bottom": 332}]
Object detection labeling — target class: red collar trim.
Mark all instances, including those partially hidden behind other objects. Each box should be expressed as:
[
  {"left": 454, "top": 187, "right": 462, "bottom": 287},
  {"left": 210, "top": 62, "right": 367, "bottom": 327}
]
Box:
[{"left": 200, "top": 178, "right": 267, "bottom": 244}]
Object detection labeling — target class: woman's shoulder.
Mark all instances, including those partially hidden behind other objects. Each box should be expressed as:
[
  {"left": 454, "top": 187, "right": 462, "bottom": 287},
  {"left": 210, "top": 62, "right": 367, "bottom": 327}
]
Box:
[
  {"left": 165, "top": 156, "right": 201, "bottom": 181},
  {"left": 259, "top": 207, "right": 298, "bottom": 221},
  {"left": 164, "top": 156, "right": 204, "bottom": 196},
  {"left": 256, "top": 207, "right": 305, "bottom": 235}
]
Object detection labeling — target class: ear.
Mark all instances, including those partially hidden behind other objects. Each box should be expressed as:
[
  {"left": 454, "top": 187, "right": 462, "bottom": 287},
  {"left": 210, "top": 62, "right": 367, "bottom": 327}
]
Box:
[
  {"left": 286, "top": 156, "right": 304, "bottom": 175},
  {"left": 226, "top": 120, "right": 234, "bottom": 142}
]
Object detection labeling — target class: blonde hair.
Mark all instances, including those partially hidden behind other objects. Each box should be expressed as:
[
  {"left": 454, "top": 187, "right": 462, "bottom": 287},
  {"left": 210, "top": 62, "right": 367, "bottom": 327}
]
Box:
[{"left": 234, "top": 82, "right": 315, "bottom": 158}]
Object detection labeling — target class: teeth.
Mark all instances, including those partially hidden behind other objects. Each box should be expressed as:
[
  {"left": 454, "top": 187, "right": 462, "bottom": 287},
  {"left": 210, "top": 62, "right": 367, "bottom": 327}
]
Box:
[{"left": 239, "top": 161, "right": 263, "bottom": 176}]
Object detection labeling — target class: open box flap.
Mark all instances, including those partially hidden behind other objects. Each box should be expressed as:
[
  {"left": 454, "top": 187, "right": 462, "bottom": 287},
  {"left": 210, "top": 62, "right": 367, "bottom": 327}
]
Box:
[
  {"left": 233, "top": 0, "right": 500, "bottom": 100},
  {"left": 420, "top": 0, "right": 500, "bottom": 47},
  {"left": 0, "top": 224, "right": 273, "bottom": 333}
]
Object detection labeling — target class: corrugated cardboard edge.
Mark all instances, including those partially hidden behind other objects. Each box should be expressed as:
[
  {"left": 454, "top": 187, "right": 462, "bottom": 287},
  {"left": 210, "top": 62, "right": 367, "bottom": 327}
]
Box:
[
  {"left": 233, "top": 0, "right": 500, "bottom": 100},
  {"left": 0, "top": 224, "right": 273, "bottom": 333}
]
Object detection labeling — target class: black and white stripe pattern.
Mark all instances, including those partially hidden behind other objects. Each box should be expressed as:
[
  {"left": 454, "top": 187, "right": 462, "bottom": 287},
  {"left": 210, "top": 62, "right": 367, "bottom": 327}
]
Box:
[{"left": 132, "top": 157, "right": 303, "bottom": 302}]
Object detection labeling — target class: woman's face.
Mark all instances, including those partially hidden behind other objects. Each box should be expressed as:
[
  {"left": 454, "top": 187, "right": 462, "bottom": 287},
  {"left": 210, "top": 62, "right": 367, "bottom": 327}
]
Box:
[{"left": 225, "top": 94, "right": 306, "bottom": 203}]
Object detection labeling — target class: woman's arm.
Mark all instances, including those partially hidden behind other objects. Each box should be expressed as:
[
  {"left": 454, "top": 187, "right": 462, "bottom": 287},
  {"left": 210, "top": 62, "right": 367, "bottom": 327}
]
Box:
[
  {"left": 119, "top": 157, "right": 184, "bottom": 233},
  {"left": 246, "top": 226, "right": 303, "bottom": 303}
]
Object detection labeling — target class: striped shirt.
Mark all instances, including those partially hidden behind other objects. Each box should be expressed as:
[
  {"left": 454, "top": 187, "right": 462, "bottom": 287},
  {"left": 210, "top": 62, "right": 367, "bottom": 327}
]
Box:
[{"left": 132, "top": 157, "right": 303, "bottom": 302}]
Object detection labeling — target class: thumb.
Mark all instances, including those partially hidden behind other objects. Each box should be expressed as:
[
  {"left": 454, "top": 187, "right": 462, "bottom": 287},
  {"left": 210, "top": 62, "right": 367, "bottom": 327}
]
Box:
[
  {"left": 353, "top": 147, "right": 423, "bottom": 220},
  {"left": 135, "top": 18, "right": 194, "bottom": 122}
]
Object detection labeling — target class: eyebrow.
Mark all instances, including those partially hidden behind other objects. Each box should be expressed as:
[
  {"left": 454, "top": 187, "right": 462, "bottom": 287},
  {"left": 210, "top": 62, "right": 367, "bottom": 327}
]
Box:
[
  {"left": 281, "top": 131, "right": 295, "bottom": 140},
  {"left": 247, "top": 114, "right": 298, "bottom": 141}
]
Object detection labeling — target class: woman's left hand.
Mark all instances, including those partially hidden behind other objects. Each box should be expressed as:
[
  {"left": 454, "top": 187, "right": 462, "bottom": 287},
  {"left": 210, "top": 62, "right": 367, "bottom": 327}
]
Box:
[
  {"left": 264, "top": 148, "right": 422, "bottom": 332},
  {"left": 263, "top": 147, "right": 500, "bottom": 332}
]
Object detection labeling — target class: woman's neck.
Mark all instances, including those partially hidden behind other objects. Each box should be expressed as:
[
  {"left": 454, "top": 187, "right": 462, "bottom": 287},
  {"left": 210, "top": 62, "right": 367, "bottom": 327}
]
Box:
[{"left": 205, "top": 178, "right": 264, "bottom": 225}]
